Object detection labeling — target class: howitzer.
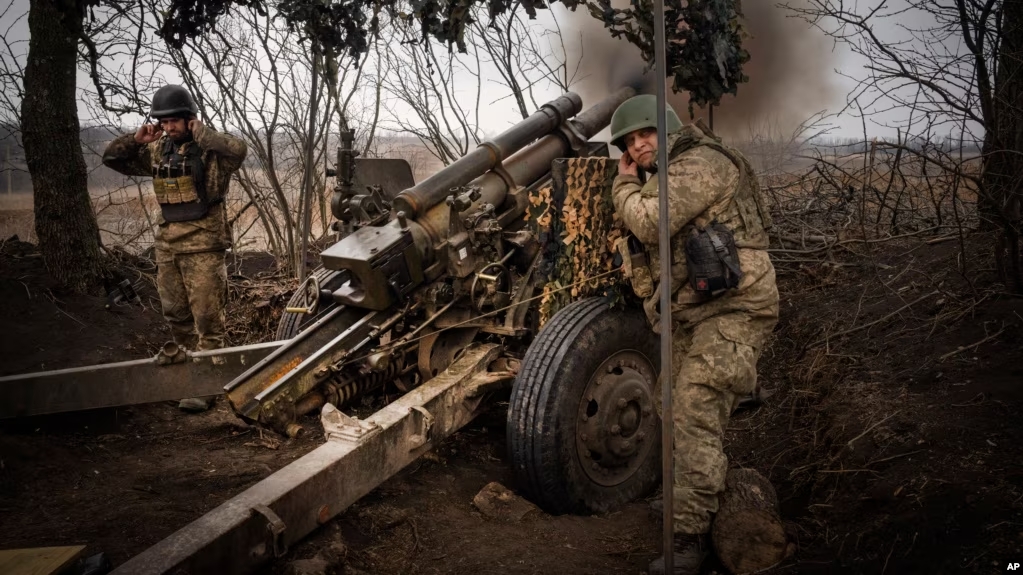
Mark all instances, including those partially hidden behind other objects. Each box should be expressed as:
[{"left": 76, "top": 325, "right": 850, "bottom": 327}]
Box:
[
  {"left": 2, "top": 87, "right": 664, "bottom": 575},
  {"left": 223, "top": 87, "right": 650, "bottom": 437}
]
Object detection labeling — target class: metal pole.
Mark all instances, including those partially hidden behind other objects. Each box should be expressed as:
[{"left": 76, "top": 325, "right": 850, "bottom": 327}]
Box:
[
  {"left": 652, "top": 0, "right": 675, "bottom": 571},
  {"left": 6, "top": 145, "right": 11, "bottom": 195},
  {"left": 298, "top": 45, "right": 321, "bottom": 283},
  {"left": 0, "top": 341, "right": 283, "bottom": 419}
]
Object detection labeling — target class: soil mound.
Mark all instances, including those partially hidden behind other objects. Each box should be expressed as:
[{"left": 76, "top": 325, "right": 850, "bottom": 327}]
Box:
[
  {"left": 0, "top": 237, "right": 167, "bottom": 375},
  {"left": 733, "top": 231, "right": 1023, "bottom": 574},
  {"left": 0, "top": 237, "right": 291, "bottom": 375}
]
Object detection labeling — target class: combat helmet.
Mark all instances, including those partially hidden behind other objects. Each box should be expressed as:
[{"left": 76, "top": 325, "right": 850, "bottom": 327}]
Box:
[
  {"left": 150, "top": 85, "right": 199, "bottom": 119},
  {"left": 609, "top": 94, "right": 683, "bottom": 150}
]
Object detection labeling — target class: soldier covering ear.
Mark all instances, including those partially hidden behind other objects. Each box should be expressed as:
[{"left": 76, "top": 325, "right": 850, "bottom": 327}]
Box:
[
  {"left": 609, "top": 94, "right": 779, "bottom": 575},
  {"left": 102, "top": 84, "right": 248, "bottom": 413}
]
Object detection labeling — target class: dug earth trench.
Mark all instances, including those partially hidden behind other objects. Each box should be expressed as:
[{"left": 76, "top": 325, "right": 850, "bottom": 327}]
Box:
[{"left": 1, "top": 233, "right": 1021, "bottom": 574}]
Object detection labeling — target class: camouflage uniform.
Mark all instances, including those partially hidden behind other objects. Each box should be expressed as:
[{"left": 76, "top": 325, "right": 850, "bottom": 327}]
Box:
[
  {"left": 612, "top": 123, "right": 779, "bottom": 535},
  {"left": 103, "top": 125, "right": 247, "bottom": 351}
]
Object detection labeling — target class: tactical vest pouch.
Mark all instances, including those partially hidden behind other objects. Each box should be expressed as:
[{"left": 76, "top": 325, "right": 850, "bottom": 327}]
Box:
[
  {"left": 615, "top": 234, "right": 655, "bottom": 298},
  {"left": 152, "top": 140, "right": 213, "bottom": 222},
  {"left": 153, "top": 175, "right": 200, "bottom": 204},
  {"left": 684, "top": 220, "right": 743, "bottom": 298}
]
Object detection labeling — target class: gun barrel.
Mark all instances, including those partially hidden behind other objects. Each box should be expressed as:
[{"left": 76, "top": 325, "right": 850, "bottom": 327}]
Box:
[
  {"left": 413, "top": 87, "right": 637, "bottom": 246},
  {"left": 392, "top": 92, "right": 583, "bottom": 218},
  {"left": 471, "top": 86, "right": 637, "bottom": 200}
]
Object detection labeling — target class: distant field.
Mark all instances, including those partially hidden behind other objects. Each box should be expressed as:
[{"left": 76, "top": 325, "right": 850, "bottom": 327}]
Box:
[
  {"left": 0, "top": 193, "right": 32, "bottom": 243},
  {"left": 0, "top": 142, "right": 981, "bottom": 252}
]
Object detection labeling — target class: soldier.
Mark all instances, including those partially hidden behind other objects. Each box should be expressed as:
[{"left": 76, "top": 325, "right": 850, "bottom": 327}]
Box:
[
  {"left": 103, "top": 85, "right": 248, "bottom": 412},
  {"left": 609, "top": 95, "right": 779, "bottom": 575}
]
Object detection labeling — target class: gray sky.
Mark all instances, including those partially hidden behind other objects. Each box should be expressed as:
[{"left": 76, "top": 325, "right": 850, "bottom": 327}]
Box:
[{"left": 0, "top": 0, "right": 964, "bottom": 142}]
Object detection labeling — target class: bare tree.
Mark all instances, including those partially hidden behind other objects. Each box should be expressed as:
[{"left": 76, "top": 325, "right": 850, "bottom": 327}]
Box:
[
  {"left": 786, "top": 0, "right": 1023, "bottom": 291},
  {"left": 0, "top": 3, "right": 26, "bottom": 198},
  {"left": 8, "top": 0, "right": 165, "bottom": 291},
  {"left": 4, "top": 0, "right": 752, "bottom": 291},
  {"left": 20, "top": 0, "right": 105, "bottom": 292},
  {"left": 136, "top": 3, "right": 383, "bottom": 270},
  {"left": 380, "top": 6, "right": 580, "bottom": 167},
  {"left": 470, "top": 5, "right": 582, "bottom": 119},
  {"left": 381, "top": 18, "right": 484, "bottom": 166}
]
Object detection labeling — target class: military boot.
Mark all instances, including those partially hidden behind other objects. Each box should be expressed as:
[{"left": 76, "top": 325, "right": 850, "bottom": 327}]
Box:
[{"left": 648, "top": 533, "right": 709, "bottom": 575}]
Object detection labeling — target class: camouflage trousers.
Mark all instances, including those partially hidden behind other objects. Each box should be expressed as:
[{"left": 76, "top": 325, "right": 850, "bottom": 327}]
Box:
[
  {"left": 155, "top": 248, "right": 227, "bottom": 351},
  {"left": 668, "top": 311, "right": 775, "bottom": 534}
]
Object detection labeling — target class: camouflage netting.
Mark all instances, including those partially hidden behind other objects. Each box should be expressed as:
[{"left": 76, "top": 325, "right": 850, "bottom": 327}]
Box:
[
  {"left": 161, "top": 0, "right": 750, "bottom": 108},
  {"left": 580, "top": 0, "right": 750, "bottom": 109},
  {"left": 526, "top": 157, "right": 627, "bottom": 327}
]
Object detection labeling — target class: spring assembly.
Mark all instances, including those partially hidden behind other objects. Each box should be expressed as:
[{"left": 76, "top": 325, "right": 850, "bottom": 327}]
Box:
[{"left": 324, "top": 355, "right": 407, "bottom": 409}]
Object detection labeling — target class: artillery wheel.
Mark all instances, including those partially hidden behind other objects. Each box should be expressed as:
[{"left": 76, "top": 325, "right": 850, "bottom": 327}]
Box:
[
  {"left": 275, "top": 266, "right": 348, "bottom": 340},
  {"left": 508, "top": 296, "right": 661, "bottom": 514}
]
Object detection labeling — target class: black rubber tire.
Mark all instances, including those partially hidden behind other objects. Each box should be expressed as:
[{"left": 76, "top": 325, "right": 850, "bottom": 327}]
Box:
[
  {"left": 507, "top": 296, "right": 661, "bottom": 515},
  {"left": 275, "top": 267, "right": 348, "bottom": 340}
]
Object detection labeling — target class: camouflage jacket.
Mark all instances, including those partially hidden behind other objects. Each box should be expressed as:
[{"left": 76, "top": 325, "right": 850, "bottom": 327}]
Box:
[
  {"left": 102, "top": 125, "right": 248, "bottom": 254},
  {"left": 611, "top": 124, "right": 779, "bottom": 337}
]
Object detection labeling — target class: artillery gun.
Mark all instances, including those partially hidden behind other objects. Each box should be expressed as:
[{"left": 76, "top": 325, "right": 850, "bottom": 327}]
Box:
[{"left": 0, "top": 87, "right": 662, "bottom": 574}]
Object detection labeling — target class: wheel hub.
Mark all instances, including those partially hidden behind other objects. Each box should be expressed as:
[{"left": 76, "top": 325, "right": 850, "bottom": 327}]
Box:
[{"left": 576, "top": 350, "right": 657, "bottom": 487}]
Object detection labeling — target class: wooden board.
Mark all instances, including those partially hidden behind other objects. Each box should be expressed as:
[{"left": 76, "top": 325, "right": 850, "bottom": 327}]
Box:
[{"left": 0, "top": 545, "right": 86, "bottom": 575}]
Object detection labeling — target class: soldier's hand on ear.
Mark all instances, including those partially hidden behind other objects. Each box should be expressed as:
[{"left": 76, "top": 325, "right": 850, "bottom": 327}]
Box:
[
  {"left": 188, "top": 119, "right": 205, "bottom": 140},
  {"left": 134, "top": 123, "right": 162, "bottom": 144},
  {"left": 619, "top": 151, "right": 639, "bottom": 178}
]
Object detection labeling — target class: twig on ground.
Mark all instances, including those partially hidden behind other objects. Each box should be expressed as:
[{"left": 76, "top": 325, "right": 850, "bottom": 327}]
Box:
[
  {"left": 846, "top": 411, "right": 899, "bottom": 451},
  {"left": 816, "top": 468, "right": 880, "bottom": 475},
  {"left": 881, "top": 535, "right": 899, "bottom": 575},
  {"left": 938, "top": 325, "right": 1006, "bottom": 361},
  {"left": 200, "top": 428, "right": 253, "bottom": 444},
  {"left": 810, "top": 290, "right": 939, "bottom": 348},
  {"left": 951, "top": 393, "right": 986, "bottom": 407},
  {"left": 44, "top": 291, "right": 87, "bottom": 326},
  {"left": 407, "top": 518, "right": 421, "bottom": 554},
  {"left": 867, "top": 449, "right": 925, "bottom": 466},
  {"left": 903, "top": 532, "right": 918, "bottom": 557},
  {"left": 963, "top": 549, "right": 987, "bottom": 568},
  {"left": 926, "top": 234, "right": 958, "bottom": 245}
]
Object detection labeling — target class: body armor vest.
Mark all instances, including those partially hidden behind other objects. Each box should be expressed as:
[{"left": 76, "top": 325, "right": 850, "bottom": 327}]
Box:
[
  {"left": 670, "top": 126, "right": 770, "bottom": 298},
  {"left": 667, "top": 124, "right": 772, "bottom": 248},
  {"left": 629, "top": 124, "right": 772, "bottom": 302},
  {"left": 153, "top": 138, "right": 213, "bottom": 222}
]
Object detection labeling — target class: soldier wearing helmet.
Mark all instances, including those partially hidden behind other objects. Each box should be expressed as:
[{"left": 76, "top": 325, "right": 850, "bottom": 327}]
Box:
[
  {"left": 103, "top": 85, "right": 248, "bottom": 412},
  {"left": 609, "top": 95, "right": 779, "bottom": 575}
]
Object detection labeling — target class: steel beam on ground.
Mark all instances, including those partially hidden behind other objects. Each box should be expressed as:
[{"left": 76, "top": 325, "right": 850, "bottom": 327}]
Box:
[
  {"left": 110, "top": 343, "right": 507, "bottom": 575},
  {"left": 0, "top": 341, "right": 284, "bottom": 419}
]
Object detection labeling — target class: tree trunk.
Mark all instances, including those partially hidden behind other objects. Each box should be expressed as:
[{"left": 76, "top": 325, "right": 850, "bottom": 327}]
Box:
[
  {"left": 21, "top": 0, "right": 104, "bottom": 293},
  {"left": 711, "top": 468, "right": 789, "bottom": 574},
  {"left": 984, "top": 0, "right": 1023, "bottom": 293}
]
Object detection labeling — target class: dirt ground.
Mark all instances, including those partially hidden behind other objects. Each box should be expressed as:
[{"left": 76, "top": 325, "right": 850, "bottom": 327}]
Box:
[{"left": 1, "top": 231, "right": 1021, "bottom": 574}]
